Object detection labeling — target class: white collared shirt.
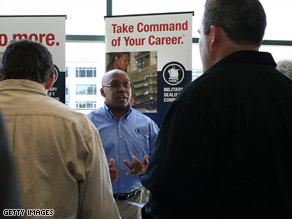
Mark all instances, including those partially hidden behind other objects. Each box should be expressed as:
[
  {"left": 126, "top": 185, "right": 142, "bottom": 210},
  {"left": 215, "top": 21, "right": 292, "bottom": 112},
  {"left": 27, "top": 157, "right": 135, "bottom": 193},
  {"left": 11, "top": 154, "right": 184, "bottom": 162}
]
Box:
[{"left": 0, "top": 79, "right": 120, "bottom": 219}]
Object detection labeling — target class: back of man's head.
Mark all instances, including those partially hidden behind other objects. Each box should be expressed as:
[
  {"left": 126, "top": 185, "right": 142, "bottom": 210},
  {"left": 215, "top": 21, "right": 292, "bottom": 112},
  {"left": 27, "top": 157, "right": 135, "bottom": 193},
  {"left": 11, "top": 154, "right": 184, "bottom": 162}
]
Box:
[
  {"left": 203, "top": 0, "right": 266, "bottom": 47},
  {"left": 0, "top": 39, "right": 54, "bottom": 83}
]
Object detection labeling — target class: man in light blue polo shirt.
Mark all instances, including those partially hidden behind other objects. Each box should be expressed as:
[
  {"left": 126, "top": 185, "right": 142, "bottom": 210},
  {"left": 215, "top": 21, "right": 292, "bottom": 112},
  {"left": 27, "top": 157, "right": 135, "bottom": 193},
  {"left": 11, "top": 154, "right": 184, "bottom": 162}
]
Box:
[{"left": 87, "top": 69, "right": 159, "bottom": 219}]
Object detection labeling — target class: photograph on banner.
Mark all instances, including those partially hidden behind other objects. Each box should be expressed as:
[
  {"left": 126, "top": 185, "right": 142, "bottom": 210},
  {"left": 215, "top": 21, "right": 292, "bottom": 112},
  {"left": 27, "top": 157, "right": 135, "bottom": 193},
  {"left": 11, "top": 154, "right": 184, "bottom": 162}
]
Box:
[{"left": 106, "top": 51, "right": 157, "bottom": 113}]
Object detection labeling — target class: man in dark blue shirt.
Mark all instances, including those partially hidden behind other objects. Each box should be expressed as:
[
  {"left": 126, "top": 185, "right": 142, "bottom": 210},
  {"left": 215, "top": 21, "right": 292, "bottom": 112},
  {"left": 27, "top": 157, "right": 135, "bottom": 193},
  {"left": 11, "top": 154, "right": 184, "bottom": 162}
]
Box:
[{"left": 142, "top": 0, "right": 292, "bottom": 218}]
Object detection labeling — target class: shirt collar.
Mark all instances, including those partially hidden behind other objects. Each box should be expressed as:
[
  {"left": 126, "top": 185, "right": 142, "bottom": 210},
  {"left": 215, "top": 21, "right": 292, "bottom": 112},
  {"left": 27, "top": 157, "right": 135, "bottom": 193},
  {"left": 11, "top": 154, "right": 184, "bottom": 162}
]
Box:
[
  {"left": 204, "top": 50, "right": 276, "bottom": 75},
  {"left": 103, "top": 102, "right": 133, "bottom": 120},
  {"left": 0, "top": 79, "right": 47, "bottom": 96}
]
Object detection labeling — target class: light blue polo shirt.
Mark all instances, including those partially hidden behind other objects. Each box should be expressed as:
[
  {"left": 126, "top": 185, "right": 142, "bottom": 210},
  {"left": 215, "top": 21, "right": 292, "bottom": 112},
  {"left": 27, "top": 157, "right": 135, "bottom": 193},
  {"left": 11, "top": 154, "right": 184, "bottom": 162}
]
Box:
[{"left": 87, "top": 103, "right": 159, "bottom": 194}]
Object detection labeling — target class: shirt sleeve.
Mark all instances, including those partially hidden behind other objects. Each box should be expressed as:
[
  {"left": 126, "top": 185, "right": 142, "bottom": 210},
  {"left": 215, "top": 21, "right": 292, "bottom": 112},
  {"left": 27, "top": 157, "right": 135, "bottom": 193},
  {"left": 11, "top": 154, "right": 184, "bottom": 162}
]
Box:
[
  {"left": 148, "top": 120, "right": 159, "bottom": 158},
  {"left": 142, "top": 99, "right": 216, "bottom": 218},
  {"left": 78, "top": 120, "right": 120, "bottom": 219}
]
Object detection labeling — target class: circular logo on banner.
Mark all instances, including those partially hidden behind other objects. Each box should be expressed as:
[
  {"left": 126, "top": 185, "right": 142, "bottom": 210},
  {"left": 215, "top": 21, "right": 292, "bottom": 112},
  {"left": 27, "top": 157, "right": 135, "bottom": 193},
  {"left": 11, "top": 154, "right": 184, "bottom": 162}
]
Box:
[
  {"left": 163, "top": 62, "right": 185, "bottom": 86},
  {"left": 53, "top": 64, "right": 59, "bottom": 83}
]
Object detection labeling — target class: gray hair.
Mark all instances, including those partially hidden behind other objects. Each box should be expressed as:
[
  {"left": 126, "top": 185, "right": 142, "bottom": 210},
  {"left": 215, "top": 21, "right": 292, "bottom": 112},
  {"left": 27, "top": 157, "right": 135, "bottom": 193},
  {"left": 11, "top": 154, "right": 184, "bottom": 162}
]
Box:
[
  {"left": 277, "top": 59, "right": 292, "bottom": 78},
  {"left": 0, "top": 39, "right": 54, "bottom": 83}
]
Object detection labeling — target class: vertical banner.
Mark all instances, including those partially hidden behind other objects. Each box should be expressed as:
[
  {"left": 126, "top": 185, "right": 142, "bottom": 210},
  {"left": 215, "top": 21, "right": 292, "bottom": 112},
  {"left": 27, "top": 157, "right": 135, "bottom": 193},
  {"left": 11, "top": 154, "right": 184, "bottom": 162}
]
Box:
[
  {"left": 105, "top": 12, "right": 193, "bottom": 126},
  {"left": 0, "top": 15, "right": 66, "bottom": 104}
]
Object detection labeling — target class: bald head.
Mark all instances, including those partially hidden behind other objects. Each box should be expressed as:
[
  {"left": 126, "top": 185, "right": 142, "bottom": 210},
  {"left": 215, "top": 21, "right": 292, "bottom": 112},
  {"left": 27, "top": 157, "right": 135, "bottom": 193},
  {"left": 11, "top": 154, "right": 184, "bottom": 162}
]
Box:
[{"left": 102, "top": 69, "right": 129, "bottom": 87}]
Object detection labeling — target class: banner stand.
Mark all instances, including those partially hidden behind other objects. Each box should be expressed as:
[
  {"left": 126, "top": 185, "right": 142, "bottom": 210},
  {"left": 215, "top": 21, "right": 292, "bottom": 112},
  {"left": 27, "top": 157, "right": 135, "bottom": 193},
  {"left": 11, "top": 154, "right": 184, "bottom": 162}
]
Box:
[
  {"left": 0, "top": 15, "right": 66, "bottom": 104},
  {"left": 105, "top": 12, "right": 194, "bottom": 126}
]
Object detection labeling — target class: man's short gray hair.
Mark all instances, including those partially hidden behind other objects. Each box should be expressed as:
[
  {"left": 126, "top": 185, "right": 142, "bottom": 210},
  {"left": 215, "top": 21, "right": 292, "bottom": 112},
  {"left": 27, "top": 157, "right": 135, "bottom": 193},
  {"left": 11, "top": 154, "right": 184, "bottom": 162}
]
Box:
[{"left": 277, "top": 59, "right": 292, "bottom": 78}]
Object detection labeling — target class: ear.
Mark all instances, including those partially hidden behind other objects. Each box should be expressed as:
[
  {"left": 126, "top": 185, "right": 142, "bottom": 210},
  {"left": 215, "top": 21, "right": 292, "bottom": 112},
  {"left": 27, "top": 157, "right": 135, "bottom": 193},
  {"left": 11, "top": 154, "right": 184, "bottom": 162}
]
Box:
[
  {"left": 45, "top": 74, "right": 55, "bottom": 90},
  {"left": 100, "top": 87, "right": 106, "bottom": 97},
  {"left": 210, "top": 25, "right": 219, "bottom": 50}
]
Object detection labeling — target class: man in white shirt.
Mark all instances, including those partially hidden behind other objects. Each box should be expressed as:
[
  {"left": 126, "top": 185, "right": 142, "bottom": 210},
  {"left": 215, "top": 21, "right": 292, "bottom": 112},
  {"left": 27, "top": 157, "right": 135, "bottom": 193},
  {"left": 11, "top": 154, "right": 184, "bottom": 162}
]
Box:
[{"left": 0, "top": 39, "right": 120, "bottom": 219}]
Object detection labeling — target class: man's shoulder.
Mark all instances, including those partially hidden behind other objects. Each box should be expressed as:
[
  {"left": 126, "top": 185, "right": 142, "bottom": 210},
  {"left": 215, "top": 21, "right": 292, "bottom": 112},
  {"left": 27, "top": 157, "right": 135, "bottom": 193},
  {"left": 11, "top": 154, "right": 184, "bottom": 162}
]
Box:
[
  {"left": 87, "top": 107, "right": 105, "bottom": 120},
  {"left": 43, "top": 98, "right": 93, "bottom": 129},
  {"left": 179, "top": 73, "right": 214, "bottom": 98},
  {"left": 130, "top": 108, "right": 157, "bottom": 125},
  {"left": 131, "top": 108, "right": 149, "bottom": 118}
]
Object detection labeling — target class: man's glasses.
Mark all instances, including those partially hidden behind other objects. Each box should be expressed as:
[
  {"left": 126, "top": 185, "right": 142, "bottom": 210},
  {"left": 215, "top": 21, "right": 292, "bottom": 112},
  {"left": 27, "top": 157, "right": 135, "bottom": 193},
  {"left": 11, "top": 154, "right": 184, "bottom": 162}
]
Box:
[{"left": 102, "top": 82, "right": 132, "bottom": 89}]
